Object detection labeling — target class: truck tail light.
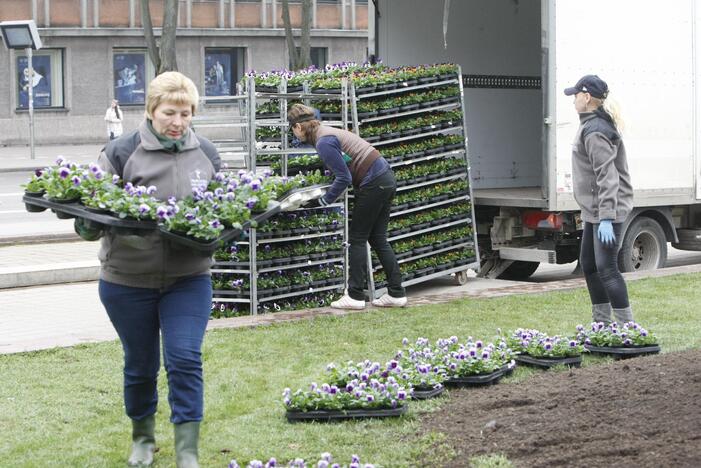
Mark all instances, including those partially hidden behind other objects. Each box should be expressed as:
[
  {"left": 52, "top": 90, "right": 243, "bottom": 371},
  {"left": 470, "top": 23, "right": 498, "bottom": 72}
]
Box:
[{"left": 522, "top": 211, "right": 563, "bottom": 231}]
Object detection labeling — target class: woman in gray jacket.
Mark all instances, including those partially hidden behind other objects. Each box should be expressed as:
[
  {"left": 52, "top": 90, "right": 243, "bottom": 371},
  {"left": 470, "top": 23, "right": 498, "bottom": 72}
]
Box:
[
  {"left": 565, "top": 75, "right": 634, "bottom": 326},
  {"left": 84, "top": 72, "right": 220, "bottom": 467}
]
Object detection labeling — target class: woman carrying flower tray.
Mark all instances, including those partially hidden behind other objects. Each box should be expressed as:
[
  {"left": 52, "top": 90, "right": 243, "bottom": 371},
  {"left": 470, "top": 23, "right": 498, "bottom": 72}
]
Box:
[
  {"left": 287, "top": 103, "right": 407, "bottom": 309},
  {"left": 77, "top": 72, "right": 220, "bottom": 468}
]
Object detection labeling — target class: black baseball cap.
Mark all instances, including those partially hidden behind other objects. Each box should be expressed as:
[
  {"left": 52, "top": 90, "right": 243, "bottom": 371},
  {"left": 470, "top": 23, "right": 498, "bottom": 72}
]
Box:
[{"left": 564, "top": 75, "right": 609, "bottom": 99}]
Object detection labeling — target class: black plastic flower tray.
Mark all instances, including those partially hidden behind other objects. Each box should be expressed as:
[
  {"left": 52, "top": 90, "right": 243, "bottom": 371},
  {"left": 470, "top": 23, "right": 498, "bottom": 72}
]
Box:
[
  {"left": 286, "top": 404, "right": 407, "bottom": 422},
  {"left": 160, "top": 227, "right": 244, "bottom": 254},
  {"left": 584, "top": 344, "right": 661, "bottom": 359},
  {"left": 159, "top": 204, "right": 282, "bottom": 254},
  {"left": 411, "top": 386, "right": 445, "bottom": 400},
  {"left": 444, "top": 369, "right": 505, "bottom": 386},
  {"left": 23, "top": 195, "right": 157, "bottom": 231},
  {"left": 515, "top": 354, "right": 582, "bottom": 369}
]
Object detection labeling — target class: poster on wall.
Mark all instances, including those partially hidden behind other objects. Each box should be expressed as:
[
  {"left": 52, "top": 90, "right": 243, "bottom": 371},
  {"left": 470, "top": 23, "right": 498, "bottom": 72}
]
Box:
[
  {"left": 17, "top": 55, "right": 52, "bottom": 108},
  {"left": 205, "top": 51, "right": 233, "bottom": 97},
  {"left": 114, "top": 53, "right": 146, "bottom": 105}
]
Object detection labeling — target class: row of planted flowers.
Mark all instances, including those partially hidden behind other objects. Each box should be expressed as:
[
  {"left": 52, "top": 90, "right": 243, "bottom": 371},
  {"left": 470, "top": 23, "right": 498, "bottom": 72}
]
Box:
[
  {"left": 283, "top": 322, "right": 660, "bottom": 420},
  {"left": 211, "top": 290, "right": 341, "bottom": 318},
  {"left": 283, "top": 335, "right": 515, "bottom": 419},
  {"left": 258, "top": 133, "right": 464, "bottom": 175},
  {"left": 229, "top": 453, "right": 375, "bottom": 468},
  {"left": 388, "top": 200, "right": 471, "bottom": 235},
  {"left": 23, "top": 156, "right": 332, "bottom": 242},
  {"left": 245, "top": 62, "right": 460, "bottom": 93},
  {"left": 256, "top": 84, "right": 461, "bottom": 119},
  {"left": 359, "top": 110, "right": 463, "bottom": 141}
]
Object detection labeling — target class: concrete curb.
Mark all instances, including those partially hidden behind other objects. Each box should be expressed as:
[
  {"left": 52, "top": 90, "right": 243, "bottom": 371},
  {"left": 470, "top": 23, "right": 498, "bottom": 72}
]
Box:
[
  {"left": 0, "top": 166, "right": 46, "bottom": 174},
  {"left": 0, "top": 262, "right": 99, "bottom": 289},
  {"left": 0, "top": 233, "right": 81, "bottom": 246},
  {"left": 1, "top": 157, "right": 246, "bottom": 175}
]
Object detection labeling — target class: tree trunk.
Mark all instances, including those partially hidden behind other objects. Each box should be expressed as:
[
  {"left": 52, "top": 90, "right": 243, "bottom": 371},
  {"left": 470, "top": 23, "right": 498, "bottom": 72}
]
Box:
[
  {"left": 140, "top": 0, "right": 161, "bottom": 72},
  {"left": 159, "top": 0, "right": 179, "bottom": 73},
  {"left": 281, "top": 0, "right": 299, "bottom": 70},
  {"left": 298, "top": 0, "right": 312, "bottom": 69}
]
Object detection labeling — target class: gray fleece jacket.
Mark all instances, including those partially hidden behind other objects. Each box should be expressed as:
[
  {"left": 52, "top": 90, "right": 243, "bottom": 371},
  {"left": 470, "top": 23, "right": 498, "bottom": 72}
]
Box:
[
  {"left": 97, "top": 120, "right": 221, "bottom": 289},
  {"left": 571, "top": 109, "right": 633, "bottom": 223}
]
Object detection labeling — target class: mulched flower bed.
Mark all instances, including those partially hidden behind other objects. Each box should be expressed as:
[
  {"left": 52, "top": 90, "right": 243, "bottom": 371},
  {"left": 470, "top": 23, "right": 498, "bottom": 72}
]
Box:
[{"left": 416, "top": 349, "right": 701, "bottom": 467}]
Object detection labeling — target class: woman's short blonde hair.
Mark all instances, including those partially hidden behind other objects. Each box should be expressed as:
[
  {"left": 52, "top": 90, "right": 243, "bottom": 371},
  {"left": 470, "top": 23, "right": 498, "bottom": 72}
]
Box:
[{"left": 145, "top": 71, "right": 199, "bottom": 119}]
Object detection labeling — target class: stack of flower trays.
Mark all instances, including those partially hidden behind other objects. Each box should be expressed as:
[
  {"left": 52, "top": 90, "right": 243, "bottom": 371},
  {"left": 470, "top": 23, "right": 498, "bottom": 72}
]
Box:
[
  {"left": 211, "top": 204, "right": 346, "bottom": 316},
  {"left": 346, "top": 64, "right": 479, "bottom": 293}
]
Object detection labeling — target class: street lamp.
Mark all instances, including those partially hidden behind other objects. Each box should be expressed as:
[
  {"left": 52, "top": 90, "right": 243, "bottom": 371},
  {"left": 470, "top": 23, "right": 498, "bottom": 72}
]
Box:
[{"left": 0, "top": 20, "right": 43, "bottom": 160}]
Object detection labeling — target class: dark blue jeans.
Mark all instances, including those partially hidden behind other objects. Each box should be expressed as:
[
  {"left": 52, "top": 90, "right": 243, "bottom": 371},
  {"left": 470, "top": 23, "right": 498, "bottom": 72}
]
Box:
[
  {"left": 99, "top": 275, "right": 212, "bottom": 424},
  {"left": 349, "top": 169, "right": 405, "bottom": 301},
  {"left": 580, "top": 221, "right": 630, "bottom": 308}
]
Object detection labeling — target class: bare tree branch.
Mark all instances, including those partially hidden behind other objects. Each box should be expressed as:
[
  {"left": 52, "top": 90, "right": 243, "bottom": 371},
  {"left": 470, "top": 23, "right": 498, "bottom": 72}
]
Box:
[
  {"left": 159, "top": 0, "right": 179, "bottom": 72},
  {"left": 298, "top": 0, "right": 312, "bottom": 69},
  {"left": 281, "top": 0, "right": 299, "bottom": 70},
  {"left": 141, "top": 0, "right": 161, "bottom": 72}
]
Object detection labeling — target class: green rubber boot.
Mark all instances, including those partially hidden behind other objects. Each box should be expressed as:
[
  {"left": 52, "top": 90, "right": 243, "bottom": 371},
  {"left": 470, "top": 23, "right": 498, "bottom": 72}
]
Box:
[
  {"left": 127, "top": 415, "right": 156, "bottom": 467},
  {"left": 592, "top": 303, "right": 612, "bottom": 325},
  {"left": 174, "top": 421, "right": 200, "bottom": 468},
  {"left": 613, "top": 306, "right": 634, "bottom": 324}
]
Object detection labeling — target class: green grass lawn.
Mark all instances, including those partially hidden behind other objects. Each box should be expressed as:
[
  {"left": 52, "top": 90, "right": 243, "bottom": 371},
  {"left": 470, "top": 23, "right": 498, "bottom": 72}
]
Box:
[{"left": 1, "top": 273, "right": 700, "bottom": 467}]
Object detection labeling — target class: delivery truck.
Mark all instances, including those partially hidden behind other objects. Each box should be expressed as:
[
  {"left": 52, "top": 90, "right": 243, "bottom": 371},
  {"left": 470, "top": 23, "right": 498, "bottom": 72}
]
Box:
[{"left": 368, "top": 0, "right": 701, "bottom": 279}]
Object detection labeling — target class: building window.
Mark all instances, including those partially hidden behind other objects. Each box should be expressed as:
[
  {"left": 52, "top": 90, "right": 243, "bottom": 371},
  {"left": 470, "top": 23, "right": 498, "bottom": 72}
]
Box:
[
  {"left": 16, "top": 49, "right": 64, "bottom": 110},
  {"left": 113, "top": 49, "right": 156, "bottom": 106},
  {"left": 291, "top": 47, "right": 328, "bottom": 69},
  {"left": 204, "top": 48, "right": 245, "bottom": 98}
]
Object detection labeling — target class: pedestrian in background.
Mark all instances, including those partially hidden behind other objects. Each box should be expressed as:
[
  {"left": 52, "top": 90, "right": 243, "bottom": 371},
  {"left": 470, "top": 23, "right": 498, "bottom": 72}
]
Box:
[
  {"left": 287, "top": 103, "right": 407, "bottom": 309},
  {"left": 565, "top": 75, "right": 634, "bottom": 325},
  {"left": 104, "top": 99, "right": 123, "bottom": 140},
  {"left": 83, "top": 72, "right": 221, "bottom": 467}
]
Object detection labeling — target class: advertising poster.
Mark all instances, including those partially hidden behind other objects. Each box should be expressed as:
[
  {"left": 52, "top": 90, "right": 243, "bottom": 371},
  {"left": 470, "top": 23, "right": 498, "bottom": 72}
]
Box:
[
  {"left": 114, "top": 53, "right": 146, "bottom": 105},
  {"left": 205, "top": 51, "right": 233, "bottom": 96},
  {"left": 17, "top": 55, "right": 52, "bottom": 108}
]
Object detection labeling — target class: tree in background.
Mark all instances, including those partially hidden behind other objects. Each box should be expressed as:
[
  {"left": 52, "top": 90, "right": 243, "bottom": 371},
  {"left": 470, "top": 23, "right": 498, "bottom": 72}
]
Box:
[
  {"left": 281, "top": 0, "right": 312, "bottom": 70},
  {"left": 141, "top": 0, "right": 179, "bottom": 74}
]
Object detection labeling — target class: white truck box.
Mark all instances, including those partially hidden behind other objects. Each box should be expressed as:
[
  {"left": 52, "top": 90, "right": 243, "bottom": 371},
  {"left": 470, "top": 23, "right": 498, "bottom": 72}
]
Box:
[{"left": 370, "top": 0, "right": 701, "bottom": 277}]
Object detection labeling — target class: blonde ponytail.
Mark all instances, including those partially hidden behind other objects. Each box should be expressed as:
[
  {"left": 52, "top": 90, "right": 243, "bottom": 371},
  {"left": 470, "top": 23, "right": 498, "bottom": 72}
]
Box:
[{"left": 593, "top": 94, "right": 625, "bottom": 133}]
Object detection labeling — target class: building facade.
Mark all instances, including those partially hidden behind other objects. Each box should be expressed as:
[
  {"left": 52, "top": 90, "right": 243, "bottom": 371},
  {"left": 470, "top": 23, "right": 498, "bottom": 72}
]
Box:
[{"left": 0, "top": 0, "right": 368, "bottom": 144}]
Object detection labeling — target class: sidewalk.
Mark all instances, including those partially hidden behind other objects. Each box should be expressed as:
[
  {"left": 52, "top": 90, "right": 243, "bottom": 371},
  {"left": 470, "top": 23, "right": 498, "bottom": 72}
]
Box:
[
  {"left": 2, "top": 260, "right": 701, "bottom": 355},
  {"left": 0, "top": 143, "right": 245, "bottom": 173},
  {"left": 0, "top": 144, "right": 104, "bottom": 173}
]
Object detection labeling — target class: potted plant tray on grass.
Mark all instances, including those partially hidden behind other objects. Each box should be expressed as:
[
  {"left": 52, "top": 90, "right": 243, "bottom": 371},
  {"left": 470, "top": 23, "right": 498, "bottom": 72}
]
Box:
[
  {"left": 576, "top": 321, "right": 661, "bottom": 359},
  {"left": 504, "top": 328, "right": 584, "bottom": 369},
  {"left": 283, "top": 380, "right": 409, "bottom": 422}
]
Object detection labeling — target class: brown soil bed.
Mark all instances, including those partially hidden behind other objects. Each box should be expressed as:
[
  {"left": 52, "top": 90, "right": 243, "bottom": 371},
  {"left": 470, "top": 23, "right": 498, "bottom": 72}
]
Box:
[{"left": 418, "top": 349, "right": 701, "bottom": 467}]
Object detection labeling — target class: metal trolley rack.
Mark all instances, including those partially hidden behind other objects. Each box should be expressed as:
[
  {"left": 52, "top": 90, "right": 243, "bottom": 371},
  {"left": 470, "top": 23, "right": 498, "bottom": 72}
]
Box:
[
  {"left": 203, "top": 65, "right": 480, "bottom": 314},
  {"left": 347, "top": 66, "right": 481, "bottom": 299},
  {"left": 208, "top": 77, "right": 351, "bottom": 315}
]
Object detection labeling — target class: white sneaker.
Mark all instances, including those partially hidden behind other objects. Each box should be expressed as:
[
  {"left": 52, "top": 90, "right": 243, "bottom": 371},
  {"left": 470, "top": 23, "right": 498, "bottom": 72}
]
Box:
[
  {"left": 331, "top": 294, "right": 366, "bottom": 310},
  {"left": 372, "top": 294, "right": 408, "bottom": 308}
]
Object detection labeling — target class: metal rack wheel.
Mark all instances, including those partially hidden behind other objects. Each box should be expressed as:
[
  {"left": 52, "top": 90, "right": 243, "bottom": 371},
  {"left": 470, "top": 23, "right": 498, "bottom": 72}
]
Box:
[{"left": 454, "top": 270, "right": 469, "bottom": 285}]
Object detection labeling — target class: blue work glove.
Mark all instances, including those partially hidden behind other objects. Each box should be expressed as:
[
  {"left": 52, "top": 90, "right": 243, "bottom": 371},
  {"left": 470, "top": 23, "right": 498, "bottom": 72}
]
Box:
[{"left": 597, "top": 220, "right": 616, "bottom": 245}]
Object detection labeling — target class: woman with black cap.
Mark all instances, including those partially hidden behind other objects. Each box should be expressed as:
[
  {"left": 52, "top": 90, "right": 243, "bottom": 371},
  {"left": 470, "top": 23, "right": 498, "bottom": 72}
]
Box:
[
  {"left": 287, "top": 103, "right": 407, "bottom": 310},
  {"left": 565, "top": 74, "right": 634, "bottom": 325}
]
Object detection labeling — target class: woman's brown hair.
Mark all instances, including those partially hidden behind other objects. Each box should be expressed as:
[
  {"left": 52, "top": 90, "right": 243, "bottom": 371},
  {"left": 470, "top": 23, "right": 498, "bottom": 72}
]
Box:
[{"left": 287, "top": 103, "right": 320, "bottom": 144}]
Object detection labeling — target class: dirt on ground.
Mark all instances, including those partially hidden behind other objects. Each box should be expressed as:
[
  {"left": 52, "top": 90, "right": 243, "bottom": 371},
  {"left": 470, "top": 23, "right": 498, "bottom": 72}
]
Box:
[{"left": 417, "top": 349, "right": 701, "bottom": 467}]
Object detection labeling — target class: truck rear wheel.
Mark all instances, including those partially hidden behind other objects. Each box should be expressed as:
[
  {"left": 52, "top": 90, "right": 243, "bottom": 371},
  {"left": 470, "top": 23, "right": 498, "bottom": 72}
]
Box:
[
  {"left": 497, "top": 261, "right": 540, "bottom": 280},
  {"left": 618, "top": 217, "right": 667, "bottom": 272}
]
